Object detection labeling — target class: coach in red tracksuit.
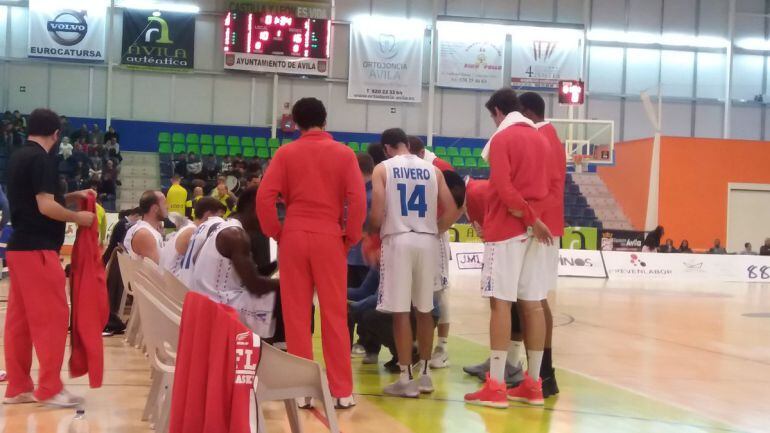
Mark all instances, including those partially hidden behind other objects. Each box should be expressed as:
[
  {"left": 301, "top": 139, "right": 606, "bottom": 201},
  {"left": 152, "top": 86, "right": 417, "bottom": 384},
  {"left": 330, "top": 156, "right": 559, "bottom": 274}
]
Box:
[
  {"left": 3, "top": 109, "right": 95, "bottom": 408},
  {"left": 257, "top": 98, "right": 366, "bottom": 408}
]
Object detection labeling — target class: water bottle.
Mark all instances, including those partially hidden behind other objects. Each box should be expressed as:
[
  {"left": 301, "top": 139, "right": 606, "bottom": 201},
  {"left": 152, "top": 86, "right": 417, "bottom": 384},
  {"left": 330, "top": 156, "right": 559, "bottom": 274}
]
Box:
[{"left": 68, "top": 409, "right": 90, "bottom": 433}]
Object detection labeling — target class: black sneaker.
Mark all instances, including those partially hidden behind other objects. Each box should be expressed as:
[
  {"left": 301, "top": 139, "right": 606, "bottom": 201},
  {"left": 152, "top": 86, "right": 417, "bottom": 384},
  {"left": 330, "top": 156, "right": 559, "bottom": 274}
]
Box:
[
  {"left": 383, "top": 357, "right": 400, "bottom": 374},
  {"left": 542, "top": 370, "right": 560, "bottom": 398}
]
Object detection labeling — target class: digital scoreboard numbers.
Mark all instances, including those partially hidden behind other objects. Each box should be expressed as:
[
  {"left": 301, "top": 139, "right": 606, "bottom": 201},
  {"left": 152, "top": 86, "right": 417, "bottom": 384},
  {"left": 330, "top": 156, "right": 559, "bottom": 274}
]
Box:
[
  {"left": 223, "top": 1, "right": 331, "bottom": 76},
  {"left": 558, "top": 79, "right": 585, "bottom": 105}
]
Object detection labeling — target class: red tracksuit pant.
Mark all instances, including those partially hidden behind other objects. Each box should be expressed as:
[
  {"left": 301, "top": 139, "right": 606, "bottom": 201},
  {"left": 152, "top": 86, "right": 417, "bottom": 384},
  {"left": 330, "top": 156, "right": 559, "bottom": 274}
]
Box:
[
  {"left": 279, "top": 231, "right": 352, "bottom": 397},
  {"left": 3, "top": 250, "right": 69, "bottom": 401}
]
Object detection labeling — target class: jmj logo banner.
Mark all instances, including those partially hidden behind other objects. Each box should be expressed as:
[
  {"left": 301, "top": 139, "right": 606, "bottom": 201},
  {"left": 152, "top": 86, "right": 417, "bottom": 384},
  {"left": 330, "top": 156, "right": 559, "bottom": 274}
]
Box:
[
  {"left": 348, "top": 17, "right": 424, "bottom": 102},
  {"left": 28, "top": 0, "right": 107, "bottom": 61},
  {"left": 121, "top": 9, "right": 196, "bottom": 70},
  {"left": 509, "top": 25, "right": 583, "bottom": 91}
]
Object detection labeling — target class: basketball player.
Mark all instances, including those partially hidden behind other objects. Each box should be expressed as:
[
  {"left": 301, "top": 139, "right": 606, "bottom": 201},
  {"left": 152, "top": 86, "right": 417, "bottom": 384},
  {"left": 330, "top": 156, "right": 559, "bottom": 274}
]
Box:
[
  {"left": 408, "top": 135, "right": 455, "bottom": 368},
  {"left": 257, "top": 98, "right": 366, "bottom": 409},
  {"left": 518, "top": 92, "right": 566, "bottom": 398},
  {"left": 177, "top": 201, "right": 229, "bottom": 288},
  {"left": 191, "top": 198, "right": 279, "bottom": 338},
  {"left": 123, "top": 190, "right": 167, "bottom": 263},
  {"left": 370, "top": 128, "right": 461, "bottom": 398},
  {"left": 4, "top": 108, "right": 95, "bottom": 407},
  {"left": 159, "top": 197, "right": 225, "bottom": 278},
  {"left": 464, "top": 89, "right": 553, "bottom": 408}
]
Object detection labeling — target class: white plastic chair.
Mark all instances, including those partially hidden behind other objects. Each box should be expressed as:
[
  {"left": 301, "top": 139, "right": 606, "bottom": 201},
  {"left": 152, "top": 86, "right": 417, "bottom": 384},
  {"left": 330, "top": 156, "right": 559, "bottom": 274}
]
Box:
[
  {"left": 255, "top": 343, "right": 340, "bottom": 433},
  {"left": 133, "top": 282, "right": 180, "bottom": 433},
  {"left": 116, "top": 252, "right": 143, "bottom": 347}
]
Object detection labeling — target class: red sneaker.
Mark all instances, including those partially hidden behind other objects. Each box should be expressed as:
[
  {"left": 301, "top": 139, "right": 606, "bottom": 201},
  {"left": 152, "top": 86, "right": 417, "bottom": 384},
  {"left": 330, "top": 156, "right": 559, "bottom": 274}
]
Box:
[
  {"left": 464, "top": 374, "right": 509, "bottom": 409},
  {"left": 507, "top": 373, "right": 544, "bottom": 406}
]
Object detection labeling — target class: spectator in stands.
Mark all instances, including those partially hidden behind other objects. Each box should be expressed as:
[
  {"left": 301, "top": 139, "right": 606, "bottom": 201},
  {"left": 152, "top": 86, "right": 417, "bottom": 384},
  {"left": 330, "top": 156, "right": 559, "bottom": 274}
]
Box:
[
  {"left": 91, "top": 124, "right": 104, "bottom": 145},
  {"left": 1, "top": 121, "right": 22, "bottom": 151},
  {"left": 166, "top": 175, "right": 188, "bottom": 216},
  {"left": 247, "top": 158, "right": 261, "bottom": 174},
  {"left": 212, "top": 181, "right": 236, "bottom": 217},
  {"left": 104, "top": 125, "right": 119, "bottom": 143},
  {"left": 59, "top": 116, "right": 71, "bottom": 139},
  {"left": 70, "top": 124, "right": 89, "bottom": 143},
  {"left": 105, "top": 137, "right": 119, "bottom": 154},
  {"left": 678, "top": 240, "right": 692, "bottom": 253},
  {"left": 642, "top": 226, "right": 664, "bottom": 252},
  {"left": 367, "top": 143, "right": 387, "bottom": 165},
  {"left": 245, "top": 170, "right": 262, "bottom": 189},
  {"left": 220, "top": 155, "right": 233, "bottom": 174},
  {"left": 98, "top": 160, "right": 118, "bottom": 207},
  {"left": 761, "top": 238, "right": 770, "bottom": 256},
  {"left": 3, "top": 110, "right": 13, "bottom": 122},
  {"left": 204, "top": 155, "right": 218, "bottom": 179},
  {"left": 107, "top": 147, "right": 122, "bottom": 165},
  {"left": 88, "top": 149, "right": 103, "bottom": 174},
  {"left": 186, "top": 153, "right": 202, "bottom": 179},
  {"left": 658, "top": 239, "right": 678, "bottom": 253},
  {"left": 708, "top": 239, "right": 727, "bottom": 254},
  {"left": 188, "top": 186, "right": 204, "bottom": 219},
  {"left": 77, "top": 137, "right": 90, "bottom": 154},
  {"left": 12, "top": 110, "right": 27, "bottom": 129},
  {"left": 741, "top": 242, "right": 757, "bottom": 255},
  {"left": 58, "top": 137, "right": 73, "bottom": 160}
]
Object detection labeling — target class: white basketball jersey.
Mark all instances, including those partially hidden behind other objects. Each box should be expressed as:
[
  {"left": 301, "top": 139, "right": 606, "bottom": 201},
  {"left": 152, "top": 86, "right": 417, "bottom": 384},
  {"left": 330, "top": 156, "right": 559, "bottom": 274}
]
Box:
[
  {"left": 177, "top": 216, "right": 225, "bottom": 287},
  {"left": 191, "top": 219, "right": 276, "bottom": 338},
  {"left": 381, "top": 154, "right": 439, "bottom": 237},
  {"left": 123, "top": 220, "right": 163, "bottom": 259},
  {"left": 159, "top": 224, "right": 195, "bottom": 277}
]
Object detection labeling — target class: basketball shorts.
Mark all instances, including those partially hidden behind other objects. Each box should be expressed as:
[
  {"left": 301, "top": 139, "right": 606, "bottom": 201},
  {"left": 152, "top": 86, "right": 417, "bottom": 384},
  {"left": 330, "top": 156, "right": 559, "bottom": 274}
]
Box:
[
  {"left": 481, "top": 234, "right": 549, "bottom": 302},
  {"left": 439, "top": 232, "right": 451, "bottom": 291},
  {"left": 228, "top": 290, "right": 277, "bottom": 339},
  {"left": 544, "top": 237, "right": 560, "bottom": 291},
  {"left": 377, "top": 232, "right": 440, "bottom": 314}
]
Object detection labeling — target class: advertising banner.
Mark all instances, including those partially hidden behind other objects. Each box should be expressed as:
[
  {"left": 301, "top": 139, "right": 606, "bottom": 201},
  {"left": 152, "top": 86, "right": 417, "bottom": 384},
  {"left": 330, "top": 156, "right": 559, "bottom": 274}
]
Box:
[
  {"left": 558, "top": 249, "right": 606, "bottom": 278},
  {"left": 436, "top": 21, "right": 506, "bottom": 90},
  {"left": 601, "top": 229, "right": 646, "bottom": 252},
  {"left": 509, "top": 26, "right": 582, "bottom": 91},
  {"left": 602, "top": 251, "right": 770, "bottom": 283},
  {"left": 28, "top": 0, "right": 107, "bottom": 62},
  {"left": 122, "top": 9, "right": 196, "bottom": 70},
  {"left": 348, "top": 18, "right": 424, "bottom": 102},
  {"left": 561, "top": 226, "right": 598, "bottom": 250},
  {"left": 225, "top": 53, "right": 328, "bottom": 76},
  {"left": 447, "top": 223, "right": 482, "bottom": 243}
]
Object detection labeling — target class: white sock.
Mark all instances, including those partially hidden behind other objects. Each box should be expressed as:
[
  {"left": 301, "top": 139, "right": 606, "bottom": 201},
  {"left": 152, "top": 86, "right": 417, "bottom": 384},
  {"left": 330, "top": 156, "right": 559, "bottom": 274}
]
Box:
[
  {"left": 489, "top": 350, "right": 507, "bottom": 383},
  {"left": 527, "top": 350, "right": 544, "bottom": 381},
  {"left": 416, "top": 360, "right": 431, "bottom": 376},
  {"left": 399, "top": 364, "right": 412, "bottom": 383},
  {"left": 437, "top": 337, "right": 448, "bottom": 349},
  {"left": 508, "top": 340, "right": 524, "bottom": 365}
]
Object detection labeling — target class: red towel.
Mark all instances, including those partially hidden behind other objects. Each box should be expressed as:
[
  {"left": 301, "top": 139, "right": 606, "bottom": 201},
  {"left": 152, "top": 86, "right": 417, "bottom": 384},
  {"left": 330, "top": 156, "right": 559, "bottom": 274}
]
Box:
[
  {"left": 170, "top": 292, "right": 262, "bottom": 433},
  {"left": 69, "top": 194, "right": 109, "bottom": 387}
]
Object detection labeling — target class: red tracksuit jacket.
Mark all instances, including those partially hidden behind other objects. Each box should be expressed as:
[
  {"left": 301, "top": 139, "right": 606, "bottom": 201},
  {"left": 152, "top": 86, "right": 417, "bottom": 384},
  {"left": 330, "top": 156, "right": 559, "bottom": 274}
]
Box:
[
  {"left": 69, "top": 195, "right": 109, "bottom": 387},
  {"left": 537, "top": 123, "right": 566, "bottom": 237},
  {"left": 170, "top": 292, "right": 261, "bottom": 433}
]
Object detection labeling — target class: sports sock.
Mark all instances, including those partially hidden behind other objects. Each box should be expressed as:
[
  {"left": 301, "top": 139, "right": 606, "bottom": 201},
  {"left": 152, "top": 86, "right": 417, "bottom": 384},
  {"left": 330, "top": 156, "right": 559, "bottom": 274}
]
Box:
[
  {"left": 507, "top": 340, "right": 524, "bottom": 365},
  {"left": 437, "top": 337, "right": 448, "bottom": 350},
  {"left": 542, "top": 348, "right": 553, "bottom": 377},
  {"left": 489, "top": 350, "right": 507, "bottom": 383},
  {"left": 399, "top": 364, "right": 413, "bottom": 383},
  {"left": 527, "top": 350, "right": 544, "bottom": 381},
  {"left": 417, "top": 359, "right": 431, "bottom": 376}
]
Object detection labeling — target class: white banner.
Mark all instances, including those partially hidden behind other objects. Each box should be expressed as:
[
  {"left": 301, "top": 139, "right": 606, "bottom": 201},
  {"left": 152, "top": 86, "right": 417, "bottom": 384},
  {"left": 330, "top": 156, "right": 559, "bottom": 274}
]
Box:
[
  {"left": 348, "top": 18, "right": 424, "bottom": 102},
  {"left": 558, "top": 249, "right": 606, "bottom": 278},
  {"left": 436, "top": 21, "right": 506, "bottom": 90},
  {"left": 28, "top": 0, "right": 107, "bottom": 62},
  {"left": 603, "top": 251, "right": 770, "bottom": 283},
  {"left": 224, "top": 52, "right": 329, "bottom": 76},
  {"left": 509, "top": 26, "right": 582, "bottom": 91}
]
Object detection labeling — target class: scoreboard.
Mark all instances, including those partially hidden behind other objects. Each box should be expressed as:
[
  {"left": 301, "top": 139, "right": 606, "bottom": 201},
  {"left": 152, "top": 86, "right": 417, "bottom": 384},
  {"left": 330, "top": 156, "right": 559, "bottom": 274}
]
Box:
[{"left": 223, "top": 2, "right": 331, "bottom": 76}]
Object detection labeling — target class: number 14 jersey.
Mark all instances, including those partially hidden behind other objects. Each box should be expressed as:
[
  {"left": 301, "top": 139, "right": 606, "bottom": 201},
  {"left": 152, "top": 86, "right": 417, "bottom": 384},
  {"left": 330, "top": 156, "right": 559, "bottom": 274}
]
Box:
[{"left": 382, "top": 154, "right": 438, "bottom": 237}]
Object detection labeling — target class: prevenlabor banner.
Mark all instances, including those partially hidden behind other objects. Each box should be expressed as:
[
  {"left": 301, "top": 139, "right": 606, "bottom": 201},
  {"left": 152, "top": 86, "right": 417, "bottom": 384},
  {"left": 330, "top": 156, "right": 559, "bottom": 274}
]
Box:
[
  {"left": 436, "top": 21, "right": 506, "bottom": 90},
  {"left": 121, "top": 9, "right": 196, "bottom": 70},
  {"left": 509, "top": 25, "right": 582, "bottom": 91},
  {"left": 28, "top": 0, "right": 107, "bottom": 62},
  {"left": 603, "top": 251, "right": 770, "bottom": 283},
  {"left": 348, "top": 18, "right": 424, "bottom": 102}
]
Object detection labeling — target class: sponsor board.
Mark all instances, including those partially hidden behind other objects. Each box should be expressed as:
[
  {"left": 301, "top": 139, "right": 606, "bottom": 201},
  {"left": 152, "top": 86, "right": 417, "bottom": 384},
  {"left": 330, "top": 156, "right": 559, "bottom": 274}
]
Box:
[
  {"left": 603, "top": 251, "right": 770, "bottom": 283},
  {"left": 561, "top": 226, "right": 598, "bottom": 250},
  {"left": 436, "top": 21, "right": 506, "bottom": 90},
  {"left": 28, "top": 0, "right": 107, "bottom": 62},
  {"left": 601, "top": 229, "right": 646, "bottom": 252},
  {"left": 121, "top": 9, "right": 195, "bottom": 71},
  {"left": 224, "top": 52, "right": 328, "bottom": 76},
  {"left": 447, "top": 223, "right": 482, "bottom": 243},
  {"left": 509, "top": 25, "right": 582, "bottom": 91},
  {"left": 558, "top": 249, "right": 606, "bottom": 278}
]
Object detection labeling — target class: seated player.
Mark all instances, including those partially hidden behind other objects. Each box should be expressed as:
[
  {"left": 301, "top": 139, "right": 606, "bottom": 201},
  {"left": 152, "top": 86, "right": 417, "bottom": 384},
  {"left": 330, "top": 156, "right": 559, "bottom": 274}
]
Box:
[
  {"left": 124, "top": 190, "right": 168, "bottom": 263},
  {"left": 159, "top": 197, "right": 226, "bottom": 278},
  {"left": 347, "top": 268, "right": 381, "bottom": 364},
  {"left": 369, "top": 128, "right": 462, "bottom": 398},
  {"left": 177, "top": 200, "right": 230, "bottom": 288},
  {"left": 191, "top": 193, "right": 280, "bottom": 338}
]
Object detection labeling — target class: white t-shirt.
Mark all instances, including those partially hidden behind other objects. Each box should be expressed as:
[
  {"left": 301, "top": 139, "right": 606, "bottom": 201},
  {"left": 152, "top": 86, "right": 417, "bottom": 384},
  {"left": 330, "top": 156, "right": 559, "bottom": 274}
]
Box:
[
  {"left": 159, "top": 224, "right": 195, "bottom": 277},
  {"left": 123, "top": 220, "right": 163, "bottom": 259},
  {"left": 177, "top": 216, "right": 225, "bottom": 287},
  {"left": 381, "top": 154, "right": 439, "bottom": 238}
]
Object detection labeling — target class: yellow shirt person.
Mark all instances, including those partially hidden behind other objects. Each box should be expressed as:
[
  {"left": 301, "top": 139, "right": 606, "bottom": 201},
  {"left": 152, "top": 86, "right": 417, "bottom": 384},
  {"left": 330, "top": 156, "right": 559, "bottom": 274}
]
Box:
[{"left": 166, "top": 176, "right": 188, "bottom": 217}]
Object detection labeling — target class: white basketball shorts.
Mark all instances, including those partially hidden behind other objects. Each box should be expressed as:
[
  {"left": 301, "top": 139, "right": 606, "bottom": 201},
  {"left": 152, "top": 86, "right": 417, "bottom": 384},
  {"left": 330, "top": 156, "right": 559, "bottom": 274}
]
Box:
[
  {"left": 481, "top": 234, "right": 550, "bottom": 302},
  {"left": 439, "top": 232, "right": 451, "bottom": 291},
  {"left": 377, "top": 232, "right": 440, "bottom": 314}
]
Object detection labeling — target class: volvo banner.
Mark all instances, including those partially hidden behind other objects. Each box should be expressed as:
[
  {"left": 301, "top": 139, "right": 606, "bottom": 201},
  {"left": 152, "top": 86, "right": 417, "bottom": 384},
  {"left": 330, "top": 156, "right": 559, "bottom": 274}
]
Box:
[
  {"left": 28, "top": 0, "right": 107, "bottom": 62},
  {"left": 121, "top": 9, "right": 196, "bottom": 70}
]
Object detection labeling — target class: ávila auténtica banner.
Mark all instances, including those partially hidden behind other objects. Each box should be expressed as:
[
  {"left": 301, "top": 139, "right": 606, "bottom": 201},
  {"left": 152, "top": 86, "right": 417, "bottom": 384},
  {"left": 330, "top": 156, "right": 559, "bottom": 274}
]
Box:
[{"left": 121, "top": 9, "right": 195, "bottom": 70}]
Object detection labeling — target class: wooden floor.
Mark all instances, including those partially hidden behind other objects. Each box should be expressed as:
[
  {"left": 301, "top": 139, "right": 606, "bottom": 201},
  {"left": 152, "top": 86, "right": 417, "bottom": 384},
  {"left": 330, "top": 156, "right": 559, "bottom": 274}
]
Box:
[{"left": 1, "top": 274, "right": 769, "bottom": 433}]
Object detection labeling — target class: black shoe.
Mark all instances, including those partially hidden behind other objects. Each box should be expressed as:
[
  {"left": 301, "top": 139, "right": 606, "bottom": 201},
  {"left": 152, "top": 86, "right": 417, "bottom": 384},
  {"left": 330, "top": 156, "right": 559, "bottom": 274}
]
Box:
[
  {"left": 383, "top": 358, "right": 400, "bottom": 374},
  {"left": 542, "top": 370, "right": 559, "bottom": 399}
]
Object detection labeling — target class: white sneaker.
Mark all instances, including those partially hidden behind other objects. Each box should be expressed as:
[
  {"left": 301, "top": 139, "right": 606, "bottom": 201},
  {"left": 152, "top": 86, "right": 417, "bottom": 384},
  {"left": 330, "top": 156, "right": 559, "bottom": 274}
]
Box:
[
  {"left": 418, "top": 374, "right": 434, "bottom": 394},
  {"left": 3, "top": 392, "right": 35, "bottom": 405},
  {"left": 38, "top": 389, "right": 84, "bottom": 408},
  {"left": 383, "top": 379, "right": 419, "bottom": 398},
  {"left": 334, "top": 395, "right": 356, "bottom": 409},
  {"left": 362, "top": 353, "right": 378, "bottom": 364},
  {"left": 429, "top": 346, "right": 450, "bottom": 369},
  {"left": 351, "top": 344, "right": 366, "bottom": 357},
  {"left": 296, "top": 397, "right": 313, "bottom": 409},
  {"left": 0, "top": 370, "right": 6, "bottom": 382}
]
